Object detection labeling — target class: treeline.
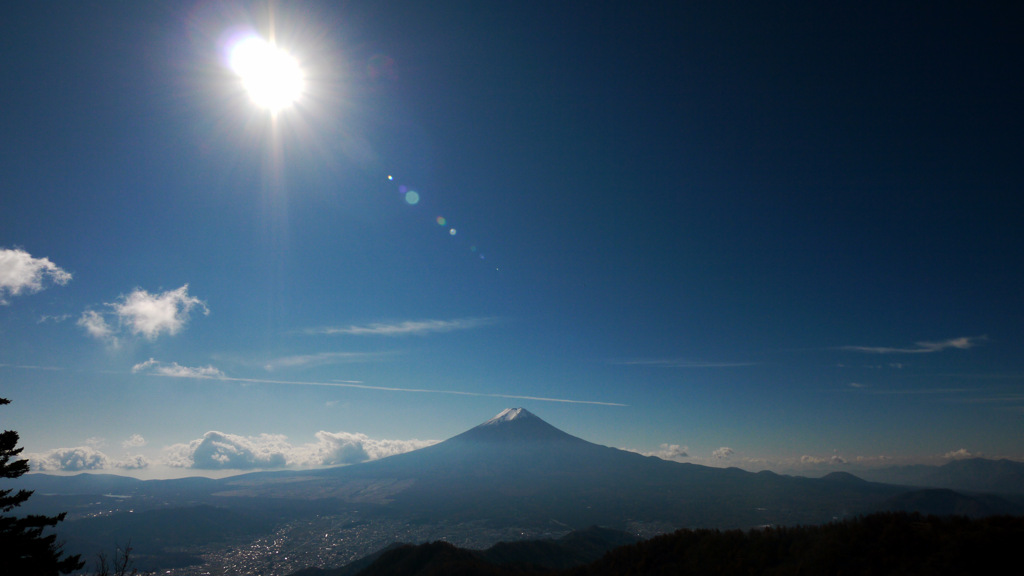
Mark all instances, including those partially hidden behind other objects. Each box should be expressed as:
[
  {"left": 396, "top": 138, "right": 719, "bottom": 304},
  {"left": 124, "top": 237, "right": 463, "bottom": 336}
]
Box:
[
  {"left": 329, "top": 512, "right": 1024, "bottom": 576},
  {"left": 567, "top": 512, "right": 1024, "bottom": 576}
]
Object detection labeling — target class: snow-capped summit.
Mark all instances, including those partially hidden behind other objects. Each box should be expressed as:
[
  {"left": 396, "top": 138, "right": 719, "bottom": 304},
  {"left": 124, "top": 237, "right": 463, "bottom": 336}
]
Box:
[
  {"left": 453, "top": 407, "right": 585, "bottom": 445},
  {"left": 483, "top": 407, "right": 533, "bottom": 425}
]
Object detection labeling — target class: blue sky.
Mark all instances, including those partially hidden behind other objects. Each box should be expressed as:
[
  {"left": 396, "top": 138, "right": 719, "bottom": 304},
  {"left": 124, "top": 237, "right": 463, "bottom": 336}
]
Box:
[{"left": 2, "top": 1, "right": 1021, "bottom": 479}]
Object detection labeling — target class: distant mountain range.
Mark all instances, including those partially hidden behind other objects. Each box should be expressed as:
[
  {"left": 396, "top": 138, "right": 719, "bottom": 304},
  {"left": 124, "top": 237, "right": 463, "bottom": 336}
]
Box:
[
  {"left": 212, "top": 408, "right": 1019, "bottom": 527},
  {"left": 859, "top": 457, "right": 1024, "bottom": 496},
  {"left": 17, "top": 408, "right": 1024, "bottom": 574}
]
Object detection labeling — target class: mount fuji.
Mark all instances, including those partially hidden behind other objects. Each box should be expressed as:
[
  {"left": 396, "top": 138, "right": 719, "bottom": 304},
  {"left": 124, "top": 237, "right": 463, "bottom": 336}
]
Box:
[{"left": 214, "top": 408, "right": 931, "bottom": 529}]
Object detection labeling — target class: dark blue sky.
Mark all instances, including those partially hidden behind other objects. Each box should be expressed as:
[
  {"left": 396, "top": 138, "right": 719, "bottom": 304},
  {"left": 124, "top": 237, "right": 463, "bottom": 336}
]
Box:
[{"left": 2, "top": 1, "right": 1021, "bottom": 477}]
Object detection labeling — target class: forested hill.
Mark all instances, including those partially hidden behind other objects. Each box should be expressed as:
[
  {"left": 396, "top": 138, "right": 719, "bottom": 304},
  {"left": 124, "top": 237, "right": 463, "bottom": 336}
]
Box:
[{"left": 322, "top": 513, "right": 1024, "bottom": 576}]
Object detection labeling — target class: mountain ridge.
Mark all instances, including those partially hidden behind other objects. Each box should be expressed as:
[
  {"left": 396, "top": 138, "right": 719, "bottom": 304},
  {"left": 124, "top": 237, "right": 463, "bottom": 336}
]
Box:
[
  {"left": 212, "top": 409, "right": 943, "bottom": 529},
  {"left": 860, "top": 457, "right": 1024, "bottom": 496}
]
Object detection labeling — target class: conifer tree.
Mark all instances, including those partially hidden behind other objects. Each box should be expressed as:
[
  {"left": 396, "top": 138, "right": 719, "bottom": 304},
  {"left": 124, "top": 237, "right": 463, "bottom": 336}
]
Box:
[{"left": 1, "top": 397, "right": 84, "bottom": 575}]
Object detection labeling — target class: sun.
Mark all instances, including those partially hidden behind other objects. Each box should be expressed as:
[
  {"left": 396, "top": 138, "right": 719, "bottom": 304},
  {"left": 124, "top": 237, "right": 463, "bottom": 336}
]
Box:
[{"left": 230, "top": 36, "right": 304, "bottom": 112}]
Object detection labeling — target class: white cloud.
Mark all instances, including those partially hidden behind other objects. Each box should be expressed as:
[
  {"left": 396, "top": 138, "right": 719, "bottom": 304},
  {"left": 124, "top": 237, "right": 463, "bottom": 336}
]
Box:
[
  {"left": 712, "top": 446, "right": 735, "bottom": 460},
  {"left": 943, "top": 448, "right": 978, "bottom": 460},
  {"left": 301, "top": 431, "right": 372, "bottom": 466},
  {"left": 80, "top": 285, "right": 208, "bottom": 343},
  {"left": 165, "top": 431, "right": 290, "bottom": 470},
  {"left": 0, "top": 247, "right": 71, "bottom": 304},
  {"left": 163, "top": 430, "right": 437, "bottom": 470},
  {"left": 132, "top": 358, "right": 224, "bottom": 379},
  {"left": 118, "top": 454, "right": 150, "bottom": 469},
  {"left": 302, "top": 432, "right": 436, "bottom": 465},
  {"left": 114, "top": 285, "right": 208, "bottom": 339},
  {"left": 307, "top": 318, "right": 495, "bottom": 336},
  {"left": 840, "top": 336, "right": 986, "bottom": 354},
  {"left": 28, "top": 447, "right": 149, "bottom": 472},
  {"left": 78, "top": 310, "right": 115, "bottom": 341},
  {"left": 83, "top": 436, "right": 106, "bottom": 448},
  {"left": 37, "top": 314, "right": 71, "bottom": 324},
  {"left": 122, "top": 434, "right": 147, "bottom": 449},
  {"left": 637, "top": 444, "right": 689, "bottom": 461},
  {"left": 799, "top": 453, "right": 848, "bottom": 465},
  {"left": 854, "top": 455, "right": 893, "bottom": 465}
]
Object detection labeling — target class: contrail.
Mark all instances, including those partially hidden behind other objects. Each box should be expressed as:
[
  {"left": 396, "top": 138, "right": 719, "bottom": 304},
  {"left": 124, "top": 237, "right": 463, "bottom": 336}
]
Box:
[{"left": 147, "top": 372, "right": 628, "bottom": 407}]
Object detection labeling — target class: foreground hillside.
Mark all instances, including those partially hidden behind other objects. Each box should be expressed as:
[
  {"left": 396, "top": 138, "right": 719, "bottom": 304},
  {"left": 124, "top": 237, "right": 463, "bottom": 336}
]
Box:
[{"left": 327, "top": 513, "right": 1024, "bottom": 576}]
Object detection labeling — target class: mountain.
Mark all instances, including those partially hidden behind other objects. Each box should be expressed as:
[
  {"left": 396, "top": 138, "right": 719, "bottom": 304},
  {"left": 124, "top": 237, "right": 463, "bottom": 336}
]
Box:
[
  {"left": 214, "top": 408, "right": 926, "bottom": 529},
  {"left": 881, "top": 488, "right": 1018, "bottom": 517},
  {"left": 820, "top": 471, "right": 869, "bottom": 484},
  {"left": 859, "top": 458, "right": 1024, "bottom": 496}
]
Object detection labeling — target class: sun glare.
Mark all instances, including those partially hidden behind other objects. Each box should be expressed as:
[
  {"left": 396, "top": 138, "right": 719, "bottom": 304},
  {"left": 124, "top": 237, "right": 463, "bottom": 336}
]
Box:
[{"left": 230, "top": 36, "right": 304, "bottom": 112}]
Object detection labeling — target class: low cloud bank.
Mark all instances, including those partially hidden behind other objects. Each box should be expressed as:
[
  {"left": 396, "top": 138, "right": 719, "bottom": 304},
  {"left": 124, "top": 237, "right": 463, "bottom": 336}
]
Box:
[
  {"left": 640, "top": 443, "right": 689, "bottom": 461},
  {"left": 164, "top": 430, "right": 437, "bottom": 470},
  {"left": 28, "top": 446, "right": 149, "bottom": 472},
  {"left": 30, "top": 430, "right": 436, "bottom": 473}
]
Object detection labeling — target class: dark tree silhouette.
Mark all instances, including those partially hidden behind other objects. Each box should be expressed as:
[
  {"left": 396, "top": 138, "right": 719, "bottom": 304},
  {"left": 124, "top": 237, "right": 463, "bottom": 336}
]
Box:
[
  {"left": 92, "top": 540, "right": 137, "bottom": 576},
  {"left": 1, "top": 397, "right": 84, "bottom": 575}
]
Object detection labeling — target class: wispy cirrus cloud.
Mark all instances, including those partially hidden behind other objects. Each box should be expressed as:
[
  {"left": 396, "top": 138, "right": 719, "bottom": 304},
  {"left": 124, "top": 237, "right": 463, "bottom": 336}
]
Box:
[
  {"left": 145, "top": 374, "right": 627, "bottom": 407},
  {"left": 0, "top": 363, "right": 62, "bottom": 371},
  {"left": 611, "top": 358, "right": 757, "bottom": 368},
  {"left": 306, "top": 318, "right": 496, "bottom": 336},
  {"left": 0, "top": 247, "right": 71, "bottom": 304},
  {"left": 262, "top": 351, "right": 390, "bottom": 371},
  {"left": 79, "top": 284, "right": 208, "bottom": 344},
  {"left": 132, "top": 358, "right": 224, "bottom": 379},
  {"left": 839, "top": 336, "right": 986, "bottom": 354}
]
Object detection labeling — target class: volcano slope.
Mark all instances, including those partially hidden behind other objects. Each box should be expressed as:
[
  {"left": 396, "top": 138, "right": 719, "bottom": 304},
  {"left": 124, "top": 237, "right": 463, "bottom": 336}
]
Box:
[{"left": 216, "top": 408, "right": 915, "bottom": 530}]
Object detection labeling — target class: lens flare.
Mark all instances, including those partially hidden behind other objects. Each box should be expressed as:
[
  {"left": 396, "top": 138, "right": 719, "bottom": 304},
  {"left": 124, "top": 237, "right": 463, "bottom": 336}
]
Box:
[{"left": 384, "top": 176, "right": 495, "bottom": 271}]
